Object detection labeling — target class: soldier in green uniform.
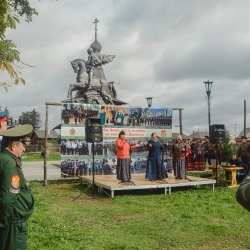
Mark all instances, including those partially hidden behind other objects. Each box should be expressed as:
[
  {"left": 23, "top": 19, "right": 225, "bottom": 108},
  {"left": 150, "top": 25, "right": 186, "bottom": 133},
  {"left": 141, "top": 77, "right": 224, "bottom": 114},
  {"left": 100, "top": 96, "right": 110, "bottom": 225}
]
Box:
[
  {"left": 238, "top": 135, "right": 250, "bottom": 175},
  {"left": 0, "top": 125, "right": 34, "bottom": 250}
]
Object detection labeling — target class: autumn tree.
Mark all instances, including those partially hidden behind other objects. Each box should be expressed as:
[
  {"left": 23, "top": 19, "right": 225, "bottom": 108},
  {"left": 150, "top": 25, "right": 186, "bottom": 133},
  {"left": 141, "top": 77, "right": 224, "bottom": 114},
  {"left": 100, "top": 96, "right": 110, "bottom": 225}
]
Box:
[{"left": 0, "top": 0, "right": 38, "bottom": 91}]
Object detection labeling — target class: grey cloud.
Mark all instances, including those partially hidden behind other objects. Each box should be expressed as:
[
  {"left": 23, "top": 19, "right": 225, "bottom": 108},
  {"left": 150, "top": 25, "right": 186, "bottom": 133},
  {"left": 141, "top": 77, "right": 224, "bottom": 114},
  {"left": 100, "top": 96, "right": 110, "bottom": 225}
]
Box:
[{"left": 1, "top": 0, "right": 250, "bottom": 136}]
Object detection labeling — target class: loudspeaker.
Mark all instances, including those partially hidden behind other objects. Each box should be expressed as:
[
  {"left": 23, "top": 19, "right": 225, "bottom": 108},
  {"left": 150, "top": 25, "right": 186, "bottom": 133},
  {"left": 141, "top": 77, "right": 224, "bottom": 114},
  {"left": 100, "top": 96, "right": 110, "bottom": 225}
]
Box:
[
  {"left": 209, "top": 124, "right": 225, "bottom": 144},
  {"left": 85, "top": 117, "right": 103, "bottom": 142}
]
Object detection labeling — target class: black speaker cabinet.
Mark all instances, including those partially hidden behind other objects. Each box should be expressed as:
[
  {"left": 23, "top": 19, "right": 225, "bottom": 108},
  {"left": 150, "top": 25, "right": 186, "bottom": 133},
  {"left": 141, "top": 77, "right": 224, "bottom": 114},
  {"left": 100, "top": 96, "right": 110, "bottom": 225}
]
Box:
[
  {"left": 85, "top": 117, "right": 103, "bottom": 142},
  {"left": 209, "top": 124, "right": 225, "bottom": 144}
]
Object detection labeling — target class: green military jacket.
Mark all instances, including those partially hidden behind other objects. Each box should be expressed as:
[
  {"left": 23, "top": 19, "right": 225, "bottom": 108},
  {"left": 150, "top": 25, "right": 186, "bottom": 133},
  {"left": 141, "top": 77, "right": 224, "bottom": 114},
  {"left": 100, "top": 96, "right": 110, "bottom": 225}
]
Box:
[
  {"left": 238, "top": 142, "right": 250, "bottom": 157},
  {"left": 0, "top": 149, "right": 34, "bottom": 228},
  {"left": 205, "top": 143, "right": 220, "bottom": 156}
]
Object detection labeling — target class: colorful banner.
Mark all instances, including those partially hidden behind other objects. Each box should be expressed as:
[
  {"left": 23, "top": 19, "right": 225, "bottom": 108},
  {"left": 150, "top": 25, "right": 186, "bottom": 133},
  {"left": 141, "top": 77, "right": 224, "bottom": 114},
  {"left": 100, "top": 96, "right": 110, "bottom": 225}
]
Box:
[{"left": 60, "top": 103, "right": 172, "bottom": 178}]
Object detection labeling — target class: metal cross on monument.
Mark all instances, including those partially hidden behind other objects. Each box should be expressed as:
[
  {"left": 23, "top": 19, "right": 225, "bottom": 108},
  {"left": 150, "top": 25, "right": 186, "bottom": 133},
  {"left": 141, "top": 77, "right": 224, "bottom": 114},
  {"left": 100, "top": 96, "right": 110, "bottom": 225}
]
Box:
[{"left": 93, "top": 18, "right": 99, "bottom": 40}]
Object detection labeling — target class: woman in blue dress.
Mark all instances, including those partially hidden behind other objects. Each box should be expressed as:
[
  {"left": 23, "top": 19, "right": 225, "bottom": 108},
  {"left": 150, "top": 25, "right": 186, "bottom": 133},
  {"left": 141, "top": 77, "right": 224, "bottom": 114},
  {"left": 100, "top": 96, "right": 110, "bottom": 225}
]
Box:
[{"left": 144, "top": 132, "right": 168, "bottom": 182}]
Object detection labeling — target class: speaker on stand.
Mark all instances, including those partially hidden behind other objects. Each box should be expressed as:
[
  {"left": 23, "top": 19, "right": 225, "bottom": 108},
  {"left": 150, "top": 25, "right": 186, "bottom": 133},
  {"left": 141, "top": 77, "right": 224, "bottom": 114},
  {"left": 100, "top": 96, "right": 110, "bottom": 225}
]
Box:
[{"left": 72, "top": 117, "right": 113, "bottom": 201}]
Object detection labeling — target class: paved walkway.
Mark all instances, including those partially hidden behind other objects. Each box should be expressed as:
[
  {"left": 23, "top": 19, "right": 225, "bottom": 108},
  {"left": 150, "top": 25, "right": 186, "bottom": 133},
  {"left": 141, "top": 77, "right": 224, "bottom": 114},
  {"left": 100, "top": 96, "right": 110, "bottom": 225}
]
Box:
[
  {"left": 22, "top": 161, "right": 61, "bottom": 181},
  {"left": 21, "top": 161, "right": 212, "bottom": 181}
]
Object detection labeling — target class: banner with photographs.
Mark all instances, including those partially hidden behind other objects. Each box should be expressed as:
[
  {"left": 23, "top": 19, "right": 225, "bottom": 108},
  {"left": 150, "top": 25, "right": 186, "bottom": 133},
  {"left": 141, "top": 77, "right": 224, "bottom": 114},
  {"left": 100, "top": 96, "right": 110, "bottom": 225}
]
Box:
[{"left": 60, "top": 103, "right": 172, "bottom": 178}]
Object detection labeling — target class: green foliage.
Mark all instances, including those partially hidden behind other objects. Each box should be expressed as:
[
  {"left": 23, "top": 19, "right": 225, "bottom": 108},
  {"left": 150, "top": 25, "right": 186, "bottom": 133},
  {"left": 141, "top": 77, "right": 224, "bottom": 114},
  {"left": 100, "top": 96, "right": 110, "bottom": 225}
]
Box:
[
  {"left": 221, "top": 129, "right": 233, "bottom": 161},
  {"left": 8, "top": 0, "right": 38, "bottom": 23},
  {"left": 27, "top": 180, "right": 250, "bottom": 250},
  {"left": 22, "top": 151, "right": 61, "bottom": 161},
  {"left": 0, "top": 0, "right": 37, "bottom": 91},
  {"left": 18, "top": 108, "right": 42, "bottom": 130},
  {"left": 56, "top": 135, "right": 61, "bottom": 144}
]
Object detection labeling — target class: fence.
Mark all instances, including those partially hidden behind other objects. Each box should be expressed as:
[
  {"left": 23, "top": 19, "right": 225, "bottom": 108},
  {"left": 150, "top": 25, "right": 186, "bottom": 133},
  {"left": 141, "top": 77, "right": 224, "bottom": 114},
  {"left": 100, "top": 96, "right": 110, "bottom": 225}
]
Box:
[{"left": 25, "top": 144, "right": 61, "bottom": 152}]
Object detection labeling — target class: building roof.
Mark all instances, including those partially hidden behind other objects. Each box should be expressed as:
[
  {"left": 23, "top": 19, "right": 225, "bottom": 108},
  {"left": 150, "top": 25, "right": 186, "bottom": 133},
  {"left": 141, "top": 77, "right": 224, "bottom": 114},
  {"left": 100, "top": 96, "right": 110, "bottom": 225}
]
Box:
[
  {"left": 31, "top": 130, "right": 58, "bottom": 139},
  {"left": 172, "top": 126, "right": 191, "bottom": 139},
  {"left": 172, "top": 133, "right": 190, "bottom": 140},
  {"left": 52, "top": 124, "right": 61, "bottom": 130},
  {"left": 189, "top": 131, "right": 209, "bottom": 139},
  {"left": 238, "top": 128, "right": 250, "bottom": 138}
]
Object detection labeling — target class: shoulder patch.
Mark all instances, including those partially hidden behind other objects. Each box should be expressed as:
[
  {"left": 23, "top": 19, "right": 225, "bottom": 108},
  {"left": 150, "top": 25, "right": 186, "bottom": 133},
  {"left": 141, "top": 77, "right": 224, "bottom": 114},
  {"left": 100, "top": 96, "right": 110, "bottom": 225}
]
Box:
[{"left": 11, "top": 174, "right": 20, "bottom": 189}]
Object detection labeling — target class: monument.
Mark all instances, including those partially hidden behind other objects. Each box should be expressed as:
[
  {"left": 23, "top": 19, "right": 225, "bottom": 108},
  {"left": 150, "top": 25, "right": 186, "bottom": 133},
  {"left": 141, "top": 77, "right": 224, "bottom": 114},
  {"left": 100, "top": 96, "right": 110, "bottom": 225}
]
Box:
[{"left": 66, "top": 19, "right": 126, "bottom": 105}]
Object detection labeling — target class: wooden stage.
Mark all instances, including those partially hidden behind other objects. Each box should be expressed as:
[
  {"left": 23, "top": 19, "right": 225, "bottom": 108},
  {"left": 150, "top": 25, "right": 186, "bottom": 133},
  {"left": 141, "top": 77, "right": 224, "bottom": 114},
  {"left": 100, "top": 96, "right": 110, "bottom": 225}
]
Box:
[{"left": 79, "top": 173, "right": 216, "bottom": 198}]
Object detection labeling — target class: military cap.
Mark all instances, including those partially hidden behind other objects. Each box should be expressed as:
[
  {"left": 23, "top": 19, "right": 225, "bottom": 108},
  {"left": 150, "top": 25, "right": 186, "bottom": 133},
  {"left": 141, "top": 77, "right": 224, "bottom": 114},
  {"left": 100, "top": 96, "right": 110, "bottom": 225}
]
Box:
[
  {"left": 241, "top": 135, "right": 247, "bottom": 139},
  {"left": 204, "top": 135, "right": 209, "bottom": 139},
  {"left": 0, "top": 110, "right": 8, "bottom": 122},
  {"left": 0, "top": 124, "right": 33, "bottom": 145}
]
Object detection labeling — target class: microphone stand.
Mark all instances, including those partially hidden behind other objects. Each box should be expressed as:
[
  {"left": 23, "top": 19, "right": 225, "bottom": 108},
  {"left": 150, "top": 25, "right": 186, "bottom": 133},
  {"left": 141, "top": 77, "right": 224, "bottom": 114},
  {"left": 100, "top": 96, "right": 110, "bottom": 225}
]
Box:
[
  {"left": 128, "top": 141, "right": 136, "bottom": 185},
  {"left": 72, "top": 143, "right": 114, "bottom": 201}
]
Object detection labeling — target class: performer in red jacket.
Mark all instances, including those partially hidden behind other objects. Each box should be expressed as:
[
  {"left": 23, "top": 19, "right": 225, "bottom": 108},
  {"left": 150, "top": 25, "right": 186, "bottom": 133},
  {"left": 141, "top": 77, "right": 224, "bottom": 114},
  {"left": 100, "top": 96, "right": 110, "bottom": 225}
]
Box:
[{"left": 116, "top": 131, "right": 139, "bottom": 184}]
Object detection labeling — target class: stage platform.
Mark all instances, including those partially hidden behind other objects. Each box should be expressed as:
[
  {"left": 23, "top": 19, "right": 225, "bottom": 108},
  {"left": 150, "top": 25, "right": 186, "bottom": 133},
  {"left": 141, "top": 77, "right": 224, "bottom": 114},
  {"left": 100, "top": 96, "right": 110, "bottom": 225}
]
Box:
[{"left": 79, "top": 173, "right": 216, "bottom": 198}]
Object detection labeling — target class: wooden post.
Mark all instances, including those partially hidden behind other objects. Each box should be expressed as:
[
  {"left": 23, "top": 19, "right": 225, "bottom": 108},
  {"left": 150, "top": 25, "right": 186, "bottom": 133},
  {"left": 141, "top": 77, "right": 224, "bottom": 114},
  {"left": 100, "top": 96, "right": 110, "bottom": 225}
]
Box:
[
  {"left": 172, "top": 108, "right": 184, "bottom": 136},
  {"left": 43, "top": 102, "right": 62, "bottom": 186},
  {"left": 244, "top": 100, "right": 246, "bottom": 137},
  {"left": 179, "top": 109, "right": 183, "bottom": 136},
  {"left": 43, "top": 104, "right": 48, "bottom": 186}
]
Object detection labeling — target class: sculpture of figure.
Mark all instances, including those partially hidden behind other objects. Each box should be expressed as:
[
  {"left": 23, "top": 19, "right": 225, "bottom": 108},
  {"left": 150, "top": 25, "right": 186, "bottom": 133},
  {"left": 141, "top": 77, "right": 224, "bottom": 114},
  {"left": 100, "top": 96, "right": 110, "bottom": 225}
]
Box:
[
  {"left": 66, "top": 19, "right": 127, "bottom": 105},
  {"left": 86, "top": 48, "right": 95, "bottom": 87},
  {"left": 86, "top": 47, "right": 115, "bottom": 84},
  {"left": 67, "top": 59, "right": 89, "bottom": 100}
]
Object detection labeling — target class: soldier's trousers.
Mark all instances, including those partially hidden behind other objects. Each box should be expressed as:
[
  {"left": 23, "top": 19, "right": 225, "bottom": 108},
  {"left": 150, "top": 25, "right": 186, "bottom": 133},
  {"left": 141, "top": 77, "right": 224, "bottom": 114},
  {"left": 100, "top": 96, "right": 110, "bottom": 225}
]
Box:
[{"left": 0, "top": 220, "right": 28, "bottom": 250}]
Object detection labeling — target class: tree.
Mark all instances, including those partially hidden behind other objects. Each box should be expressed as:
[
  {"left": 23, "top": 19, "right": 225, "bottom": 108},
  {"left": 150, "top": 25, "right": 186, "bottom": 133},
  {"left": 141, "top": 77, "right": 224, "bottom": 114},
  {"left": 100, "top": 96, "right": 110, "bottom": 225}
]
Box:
[
  {"left": 0, "top": 0, "right": 38, "bottom": 92},
  {"left": 18, "top": 108, "right": 42, "bottom": 130},
  {"left": 221, "top": 129, "right": 233, "bottom": 162}
]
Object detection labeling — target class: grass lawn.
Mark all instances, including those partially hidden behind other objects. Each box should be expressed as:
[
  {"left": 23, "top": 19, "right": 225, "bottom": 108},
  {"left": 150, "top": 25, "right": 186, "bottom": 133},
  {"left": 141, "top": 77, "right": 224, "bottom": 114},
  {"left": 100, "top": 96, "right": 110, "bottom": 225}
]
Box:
[
  {"left": 22, "top": 152, "right": 61, "bottom": 162},
  {"left": 27, "top": 179, "right": 250, "bottom": 250}
]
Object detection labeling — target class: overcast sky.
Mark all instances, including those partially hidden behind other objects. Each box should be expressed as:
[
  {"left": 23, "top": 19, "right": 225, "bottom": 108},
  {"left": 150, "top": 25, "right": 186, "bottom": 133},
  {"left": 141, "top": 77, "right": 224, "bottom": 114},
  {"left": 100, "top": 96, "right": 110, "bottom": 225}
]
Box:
[{"left": 1, "top": 0, "right": 250, "bottom": 136}]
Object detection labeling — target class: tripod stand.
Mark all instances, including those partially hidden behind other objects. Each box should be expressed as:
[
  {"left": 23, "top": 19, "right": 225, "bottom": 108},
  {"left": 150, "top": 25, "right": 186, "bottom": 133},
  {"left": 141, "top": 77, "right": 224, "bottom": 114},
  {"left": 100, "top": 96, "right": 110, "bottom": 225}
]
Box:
[{"left": 72, "top": 143, "right": 114, "bottom": 201}]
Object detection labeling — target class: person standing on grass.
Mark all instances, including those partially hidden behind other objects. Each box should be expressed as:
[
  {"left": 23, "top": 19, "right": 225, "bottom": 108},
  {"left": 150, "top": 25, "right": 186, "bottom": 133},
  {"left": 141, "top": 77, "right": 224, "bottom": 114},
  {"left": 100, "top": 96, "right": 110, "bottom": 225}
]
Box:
[
  {"left": 193, "top": 140, "right": 206, "bottom": 171},
  {"left": 203, "top": 135, "right": 210, "bottom": 165},
  {"left": 238, "top": 136, "right": 250, "bottom": 174},
  {"left": 0, "top": 125, "right": 34, "bottom": 250},
  {"left": 190, "top": 138, "right": 197, "bottom": 169},
  {"left": 184, "top": 139, "right": 193, "bottom": 171}
]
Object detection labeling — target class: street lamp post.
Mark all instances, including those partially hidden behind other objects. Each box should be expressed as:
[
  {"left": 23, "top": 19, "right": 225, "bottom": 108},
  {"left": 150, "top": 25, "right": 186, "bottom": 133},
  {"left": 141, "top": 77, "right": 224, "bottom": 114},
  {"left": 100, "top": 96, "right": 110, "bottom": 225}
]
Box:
[
  {"left": 203, "top": 80, "right": 213, "bottom": 130},
  {"left": 146, "top": 97, "right": 153, "bottom": 107},
  {"left": 145, "top": 97, "right": 153, "bottom": 117}
]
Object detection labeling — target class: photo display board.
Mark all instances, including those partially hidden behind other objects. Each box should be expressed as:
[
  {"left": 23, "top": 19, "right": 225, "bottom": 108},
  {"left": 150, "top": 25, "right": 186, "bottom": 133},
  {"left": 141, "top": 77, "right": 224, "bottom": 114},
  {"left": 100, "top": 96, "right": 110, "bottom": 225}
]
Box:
[{"left": 60, "top": 103, "right": 172, "bottom": 177}]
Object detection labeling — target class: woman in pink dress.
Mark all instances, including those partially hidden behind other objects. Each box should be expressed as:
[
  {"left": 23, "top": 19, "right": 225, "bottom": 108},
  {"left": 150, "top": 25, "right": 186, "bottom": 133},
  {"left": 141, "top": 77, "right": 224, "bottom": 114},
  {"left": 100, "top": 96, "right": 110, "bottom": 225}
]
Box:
[
  {"left": 194, "top": 140, "right": 206, "bottom": 171},
  {"left": 185, "top": 140, "right": 194, "bottom": 171}
]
